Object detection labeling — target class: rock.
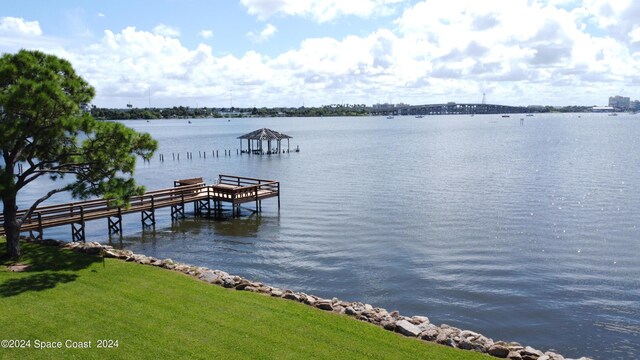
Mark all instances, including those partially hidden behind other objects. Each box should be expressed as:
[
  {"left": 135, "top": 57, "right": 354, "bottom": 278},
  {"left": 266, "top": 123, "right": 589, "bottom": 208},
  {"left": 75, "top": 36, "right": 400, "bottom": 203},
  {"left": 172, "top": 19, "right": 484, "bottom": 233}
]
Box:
[
  {"left": 199, "top": 271, "right": 220, "bottom": 284},
  {"left": 381, "top": 320, "right": 396, "bottom": 331},
  {"left": 84, "top": 246, "right": 102, "bottom": 255},
  {"left": 508, "top": 351, "right": 523, "bottom": 360},
  {"left": 283, "top": 293, "right": 300, "bottom": 301},
  {"left": 103, "top": 250, "right": 119, "bottom": 258},
  {"left": 521, "top": 346, "right": 544, "bottom": 360},
  {"left": 544, "top": 352, "right": 564, "bottom": 360},
  {"left": 303, "top": 296, "right": 316, "bottom": 306},
  {"left": 436, "top": 331, "right": 455, "bottom": 347},
  {"left": 316, "top": 301, "right": 334, "bottom": 311},
  {"left": 411, "top": 315, "right": 430, "bottom": 325},
  {"left": 488, "top": 344, "right": 511, "bottom": 358},
  {"left": 419, "top": 326, "right": 440, "bottom": 341},
  {"left": 395, "top": 319, "right": 422, "bottom": 337},
  {"left": 223, "top": 278, "right": 236, "bottom": 288},
  {"left": 345, "top": 307, "right": 358, "bottom": 316},
  {"left": 271, "top": 290, "right": 283, "bottom": 297},
  {"left": 458, "top": 338, "right": 476, "bottom": 351}
]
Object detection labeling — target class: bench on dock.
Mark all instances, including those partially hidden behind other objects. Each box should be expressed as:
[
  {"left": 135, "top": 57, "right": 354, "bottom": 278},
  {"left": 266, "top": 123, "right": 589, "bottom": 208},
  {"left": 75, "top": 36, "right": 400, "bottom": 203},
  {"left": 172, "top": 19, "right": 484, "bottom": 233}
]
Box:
[{"left": 174, "top": 177, "right": 205, "bottom": 187}]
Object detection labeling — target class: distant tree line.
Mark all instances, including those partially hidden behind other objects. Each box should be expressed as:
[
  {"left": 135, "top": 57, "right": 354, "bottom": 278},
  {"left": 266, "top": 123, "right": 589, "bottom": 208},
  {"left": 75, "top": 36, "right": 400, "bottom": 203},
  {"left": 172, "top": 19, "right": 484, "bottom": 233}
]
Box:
[{"left": 88, "top": 104, "right": 600, "bottom": 120}]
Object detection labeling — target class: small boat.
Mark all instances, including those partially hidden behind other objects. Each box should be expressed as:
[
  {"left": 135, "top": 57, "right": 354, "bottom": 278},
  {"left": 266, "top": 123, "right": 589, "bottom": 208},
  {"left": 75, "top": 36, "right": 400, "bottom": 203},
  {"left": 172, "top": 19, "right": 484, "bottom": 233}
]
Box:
[
  {"left": 526, "top": 114, "right": 534, "bottom": 117},
  {"left": 415, "top": 115, "right": 424, "bottom": 118},
  {"left": 501, "top": 114, "right": 510, "bottom": 118},
  {"left": 386, "top": 115, "right": 394, "bottom": 119},
  {"left": 608, "top": 113, "right": 618, "bottom": 117}
]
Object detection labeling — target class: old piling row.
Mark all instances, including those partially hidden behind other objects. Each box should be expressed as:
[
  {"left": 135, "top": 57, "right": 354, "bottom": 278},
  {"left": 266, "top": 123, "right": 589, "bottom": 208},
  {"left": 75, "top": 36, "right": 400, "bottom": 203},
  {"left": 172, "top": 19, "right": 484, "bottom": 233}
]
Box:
[
  {"left": 33, "top": 239, "right": 593, "bottom": 360},
  {"left": 157, "top": 150, "right": 241, "bottom": 162}
]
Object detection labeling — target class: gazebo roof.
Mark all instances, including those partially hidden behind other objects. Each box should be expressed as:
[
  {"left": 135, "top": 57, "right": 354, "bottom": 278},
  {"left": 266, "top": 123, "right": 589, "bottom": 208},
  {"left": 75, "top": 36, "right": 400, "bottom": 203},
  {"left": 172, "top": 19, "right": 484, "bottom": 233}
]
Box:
[{"left": 237, "top": 128, "right": 292, "bottom": 140}]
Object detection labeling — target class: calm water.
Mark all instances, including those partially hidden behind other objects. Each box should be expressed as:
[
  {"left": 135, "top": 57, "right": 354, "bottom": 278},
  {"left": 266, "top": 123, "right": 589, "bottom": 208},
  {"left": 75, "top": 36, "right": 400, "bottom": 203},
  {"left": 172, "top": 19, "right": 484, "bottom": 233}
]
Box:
[{"left": 9, "top": 114, "right": 640, "bottom": 359}]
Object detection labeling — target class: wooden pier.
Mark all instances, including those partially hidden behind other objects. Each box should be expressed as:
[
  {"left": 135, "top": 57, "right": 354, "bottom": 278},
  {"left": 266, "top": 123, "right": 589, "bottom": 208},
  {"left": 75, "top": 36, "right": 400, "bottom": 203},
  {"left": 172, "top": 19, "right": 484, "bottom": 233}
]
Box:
[{"left": 0, "top": 175, "right": 280, "bottom": 242}]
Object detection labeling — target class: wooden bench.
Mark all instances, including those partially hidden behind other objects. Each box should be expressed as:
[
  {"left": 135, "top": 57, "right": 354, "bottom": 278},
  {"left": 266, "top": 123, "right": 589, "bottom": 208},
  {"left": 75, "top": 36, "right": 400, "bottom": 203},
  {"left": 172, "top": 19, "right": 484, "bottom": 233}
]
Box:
[{"left": 174, "top": 177, "right": 204, "bottom": 187}]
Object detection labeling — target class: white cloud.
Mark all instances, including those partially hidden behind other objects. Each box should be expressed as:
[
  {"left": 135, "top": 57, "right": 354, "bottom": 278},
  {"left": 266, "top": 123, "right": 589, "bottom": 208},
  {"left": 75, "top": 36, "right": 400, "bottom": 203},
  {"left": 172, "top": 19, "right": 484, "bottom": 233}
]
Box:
[
  {"left": 152, "top": 24, "right": 180, "bottom": 38},
  {"left": 0, "top": 16, "right": 42, "bottom": 36},
  {"left": 240, "top": 0, "right": 403, "bottom": 22},
  {"left": 630, "top": 27, "right": 640, "bottom": 43},
  {"left": 199, "top": 29, "right": 214, "bottom": 39},
  {"left": 98, "top": 12, "right": 105, "bottom": 18},
  {"left": 13, "top": 1, "right": 640, "bottom": 108},
  {"left": 247, "top": 23, "right": 277, "bottom": 43}
]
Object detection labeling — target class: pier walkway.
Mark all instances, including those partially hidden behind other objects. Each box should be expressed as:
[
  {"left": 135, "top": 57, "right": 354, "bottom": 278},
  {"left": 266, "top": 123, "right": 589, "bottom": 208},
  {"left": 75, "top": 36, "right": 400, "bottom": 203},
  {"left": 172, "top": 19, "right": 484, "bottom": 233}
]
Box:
[{"left": 0, "top": 175, "right": 280, "bottom": 242}]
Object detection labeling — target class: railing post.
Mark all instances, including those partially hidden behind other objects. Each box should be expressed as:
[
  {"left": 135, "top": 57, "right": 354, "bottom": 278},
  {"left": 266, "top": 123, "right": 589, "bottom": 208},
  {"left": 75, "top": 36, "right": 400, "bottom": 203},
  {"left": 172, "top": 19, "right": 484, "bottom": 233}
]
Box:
[
  {"left": 71, "top": 206, "right": 86, "bottom": 242},
  {"left": 255, "top": 185, "right": 259, "bottom": 212}
]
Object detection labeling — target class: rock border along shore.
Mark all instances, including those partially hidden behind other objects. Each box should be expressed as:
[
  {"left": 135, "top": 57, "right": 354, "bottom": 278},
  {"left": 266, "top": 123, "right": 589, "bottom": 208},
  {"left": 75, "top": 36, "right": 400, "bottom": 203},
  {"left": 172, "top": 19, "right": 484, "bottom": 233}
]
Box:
[{"left": 34, "top": 239, "right": 592, "bottom": 360}]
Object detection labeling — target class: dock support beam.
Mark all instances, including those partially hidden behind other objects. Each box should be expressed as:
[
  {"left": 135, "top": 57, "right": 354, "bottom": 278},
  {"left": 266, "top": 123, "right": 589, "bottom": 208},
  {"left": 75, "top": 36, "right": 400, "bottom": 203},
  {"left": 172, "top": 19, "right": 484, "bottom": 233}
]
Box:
[
  {"left": 171, "top": 204, "right": 184, "bottom": 221},
  {"left": 195, "top": 199, "right": 210, "bottom": 217},
  {"left": 108, "top": 208, "right": 123, "bottom": 235},
  {"left": 71, "top": 206, "right": 86, "bottom": 242},
  {"left": 71, "top": 222, "right": 85, "bottom": 242},
  {"left": 141, "top": 195, "right": 156, "bottom": 227},
  {"left": 141, "top": 210, "right": 155, "bottom": 227},
  {"left": 29, "top": 212, "right": 43, "bottom": 241}
]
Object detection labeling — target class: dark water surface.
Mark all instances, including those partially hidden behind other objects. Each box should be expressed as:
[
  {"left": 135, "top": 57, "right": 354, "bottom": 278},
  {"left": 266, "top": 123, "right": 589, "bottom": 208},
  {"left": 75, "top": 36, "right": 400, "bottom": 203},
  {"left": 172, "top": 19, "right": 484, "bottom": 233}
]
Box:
[{"left": 10, "top": 114, "right": 640, "bottom": 359}]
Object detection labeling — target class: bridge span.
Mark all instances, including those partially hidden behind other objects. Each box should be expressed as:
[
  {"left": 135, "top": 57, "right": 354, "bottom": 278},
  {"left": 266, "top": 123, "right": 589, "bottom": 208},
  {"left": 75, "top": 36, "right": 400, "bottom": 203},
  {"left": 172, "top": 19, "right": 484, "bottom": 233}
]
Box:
[{"left": 370, "top": 103, "right": 528, "bottom": 116}]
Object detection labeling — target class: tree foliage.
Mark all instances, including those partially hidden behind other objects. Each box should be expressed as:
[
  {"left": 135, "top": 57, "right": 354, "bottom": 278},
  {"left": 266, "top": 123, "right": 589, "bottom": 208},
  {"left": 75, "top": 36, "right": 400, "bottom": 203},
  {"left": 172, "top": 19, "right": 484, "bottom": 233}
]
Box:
[{"left": 0, "top": 49, "right": 157, "bottom": 258}]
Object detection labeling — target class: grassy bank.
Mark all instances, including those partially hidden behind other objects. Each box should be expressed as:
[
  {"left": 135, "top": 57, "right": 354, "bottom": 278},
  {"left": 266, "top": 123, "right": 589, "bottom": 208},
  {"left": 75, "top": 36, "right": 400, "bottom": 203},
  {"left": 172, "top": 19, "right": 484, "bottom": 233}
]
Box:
[{"left": 0, "top": 238, "right": 489, "bottom": 359}]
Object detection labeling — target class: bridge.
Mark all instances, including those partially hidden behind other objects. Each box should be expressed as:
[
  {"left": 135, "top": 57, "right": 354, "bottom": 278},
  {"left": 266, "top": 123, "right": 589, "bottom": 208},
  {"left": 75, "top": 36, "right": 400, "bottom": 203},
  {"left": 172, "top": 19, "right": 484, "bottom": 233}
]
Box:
[
  {"left": 0, "top": 174, "right": 280, "bottom": 242},
  {"left": 369, "top": 103, "right": 528, "bottom": 116}
]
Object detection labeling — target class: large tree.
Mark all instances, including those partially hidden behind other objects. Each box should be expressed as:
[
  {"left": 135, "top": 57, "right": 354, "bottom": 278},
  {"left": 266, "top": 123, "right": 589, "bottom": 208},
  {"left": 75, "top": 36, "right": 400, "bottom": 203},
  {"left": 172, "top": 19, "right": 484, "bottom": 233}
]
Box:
[{"left": 0, "top": 50, "right": 157, "bottom": 259}]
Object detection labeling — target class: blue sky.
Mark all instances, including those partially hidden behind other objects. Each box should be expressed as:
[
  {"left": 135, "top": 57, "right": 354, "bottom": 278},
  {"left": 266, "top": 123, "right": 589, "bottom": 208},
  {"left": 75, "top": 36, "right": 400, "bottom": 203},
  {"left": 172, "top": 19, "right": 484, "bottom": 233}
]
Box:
[{"left": 1, "top": 0, "right": 639, "bottom": 108}]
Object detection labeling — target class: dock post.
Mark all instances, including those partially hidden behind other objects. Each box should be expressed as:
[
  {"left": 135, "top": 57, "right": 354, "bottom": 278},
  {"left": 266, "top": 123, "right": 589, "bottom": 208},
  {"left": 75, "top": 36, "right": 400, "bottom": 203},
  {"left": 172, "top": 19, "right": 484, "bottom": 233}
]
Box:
[
  {"left": 71, "top": 206, "right": 86, "bottom": 242},
  {"left": 141, "top": 195, "right": 156, "bottom": 227},
  {"left": 29, "top": 212, "right": 43, "bottom": 241},
  {"left": 255, "top": 187, "right": 259, "bottom": 213},
  {"left": 108, "top": 207, "right": 123, "bottom": 235}
]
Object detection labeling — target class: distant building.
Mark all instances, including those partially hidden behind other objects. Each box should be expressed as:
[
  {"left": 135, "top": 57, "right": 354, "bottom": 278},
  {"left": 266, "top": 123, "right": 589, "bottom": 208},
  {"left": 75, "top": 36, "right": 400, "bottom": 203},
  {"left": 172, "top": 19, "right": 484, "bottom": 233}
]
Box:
[
  {"left": 630, "top": 100, "right": 640, "bottom": 112},
  {"left": 609, "top": 95, "right": 630, "bottom": 110}
]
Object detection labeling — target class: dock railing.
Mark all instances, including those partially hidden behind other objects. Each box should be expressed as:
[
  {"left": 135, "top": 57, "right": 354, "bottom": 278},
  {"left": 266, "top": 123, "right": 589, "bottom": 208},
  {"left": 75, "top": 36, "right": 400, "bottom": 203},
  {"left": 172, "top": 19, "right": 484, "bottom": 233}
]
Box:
[{"left": 0, "top": 175, "right": 278, "bottom": 240}]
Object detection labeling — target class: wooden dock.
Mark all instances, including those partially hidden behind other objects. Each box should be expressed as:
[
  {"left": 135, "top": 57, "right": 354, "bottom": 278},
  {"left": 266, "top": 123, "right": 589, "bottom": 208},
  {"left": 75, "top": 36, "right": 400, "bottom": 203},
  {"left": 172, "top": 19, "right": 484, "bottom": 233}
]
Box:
[{"left": 0, "top": 175, "right": 280, "bottom": 242}]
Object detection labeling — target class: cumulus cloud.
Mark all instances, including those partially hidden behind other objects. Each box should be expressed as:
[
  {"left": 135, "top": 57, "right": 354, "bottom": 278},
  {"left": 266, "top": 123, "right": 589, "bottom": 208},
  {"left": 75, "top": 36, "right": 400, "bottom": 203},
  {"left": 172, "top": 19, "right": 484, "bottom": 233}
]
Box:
[
  {"left": 152, "top": 24, "right": 180, "bottom": 38},
  {"left": 10, "top": 1, "right": 640, "bottom": 107},
  {"left": 0, "top": 16, "right": 42, "bottom": 36},
  {"left": 247, "top": 23, "right": 277, "bottom": 42},
  {"left": 199, "top": 29, "right": 214, "bottom": 39},
  {"left": 240, "top": 0, "right": 403, "bottom": 22}
]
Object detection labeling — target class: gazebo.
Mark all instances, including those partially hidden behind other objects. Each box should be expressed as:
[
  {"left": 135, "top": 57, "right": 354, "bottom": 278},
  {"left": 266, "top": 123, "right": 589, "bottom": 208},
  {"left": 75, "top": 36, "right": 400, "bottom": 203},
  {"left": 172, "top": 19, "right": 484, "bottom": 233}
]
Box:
[{"left": 238, "top": 128, "right": 292, "bottom": 155}]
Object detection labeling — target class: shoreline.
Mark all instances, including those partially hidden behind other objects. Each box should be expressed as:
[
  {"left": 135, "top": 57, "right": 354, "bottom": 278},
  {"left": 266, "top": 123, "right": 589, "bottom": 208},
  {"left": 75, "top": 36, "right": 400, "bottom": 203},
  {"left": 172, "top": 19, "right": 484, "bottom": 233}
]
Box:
[{"left": 28, "top": 238, "right": 592, "bottom": 360}]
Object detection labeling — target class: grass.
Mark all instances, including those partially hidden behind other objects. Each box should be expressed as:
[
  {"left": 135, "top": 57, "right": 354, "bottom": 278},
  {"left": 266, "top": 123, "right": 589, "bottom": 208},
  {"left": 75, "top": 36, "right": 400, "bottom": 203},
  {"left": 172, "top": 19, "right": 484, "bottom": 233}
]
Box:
[{"left": 0, "top": 238, "right": 490, "bottom": 359}]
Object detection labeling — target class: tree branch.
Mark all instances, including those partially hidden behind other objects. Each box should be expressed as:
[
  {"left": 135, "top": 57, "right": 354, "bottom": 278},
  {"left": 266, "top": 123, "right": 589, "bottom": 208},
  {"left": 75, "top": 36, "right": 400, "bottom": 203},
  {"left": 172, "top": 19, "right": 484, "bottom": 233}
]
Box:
[{"left": 18, "top": 185, "right": 73, "bottom": 225}]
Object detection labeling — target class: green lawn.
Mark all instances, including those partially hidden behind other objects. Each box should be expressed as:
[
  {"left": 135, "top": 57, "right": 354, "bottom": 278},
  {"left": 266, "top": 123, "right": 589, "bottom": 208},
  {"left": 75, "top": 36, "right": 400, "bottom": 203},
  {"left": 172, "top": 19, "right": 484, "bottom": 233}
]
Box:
[{"left": 0, "top": 238, "right": 490, "bottom": 359}]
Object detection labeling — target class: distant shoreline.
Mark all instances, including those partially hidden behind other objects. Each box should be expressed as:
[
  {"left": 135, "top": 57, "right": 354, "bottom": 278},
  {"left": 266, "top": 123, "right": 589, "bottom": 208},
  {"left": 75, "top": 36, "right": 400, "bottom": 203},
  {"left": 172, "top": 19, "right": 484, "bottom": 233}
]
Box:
[{"left": 88, "top": 104, "right": 618, "bottom": 121}]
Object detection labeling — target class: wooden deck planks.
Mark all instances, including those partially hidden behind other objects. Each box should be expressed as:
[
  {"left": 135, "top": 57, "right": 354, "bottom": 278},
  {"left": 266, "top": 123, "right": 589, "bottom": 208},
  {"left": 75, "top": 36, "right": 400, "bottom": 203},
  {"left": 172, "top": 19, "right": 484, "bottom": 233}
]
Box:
[{"left": 0, "top": 175, "right": 280, "bottom": 238}]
